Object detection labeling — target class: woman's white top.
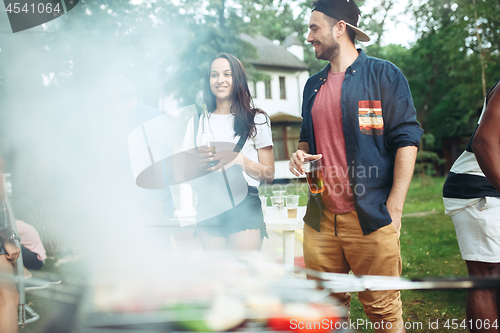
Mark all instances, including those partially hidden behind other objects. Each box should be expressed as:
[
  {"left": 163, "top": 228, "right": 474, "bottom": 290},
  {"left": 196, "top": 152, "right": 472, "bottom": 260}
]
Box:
[{"left": 182, "top": 113, "right": 273, "bottom": 187}]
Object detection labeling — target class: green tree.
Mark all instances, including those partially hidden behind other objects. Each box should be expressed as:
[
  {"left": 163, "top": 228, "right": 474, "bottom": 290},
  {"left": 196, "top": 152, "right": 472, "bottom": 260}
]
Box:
[
  {"left": 401, "top": 0, "right": 500, "bottom": 146},
  {"left": 358, "top": 0, "right": 399, "bottom": 58},
  {"left": 239, "top": 0, "right": 308, "bottom": 43}
]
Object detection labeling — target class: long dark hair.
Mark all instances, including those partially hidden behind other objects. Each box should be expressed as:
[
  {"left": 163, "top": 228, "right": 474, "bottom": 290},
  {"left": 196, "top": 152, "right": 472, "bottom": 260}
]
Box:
[{"left": 203, "top": 53, "right": 268, "bottom": 139}]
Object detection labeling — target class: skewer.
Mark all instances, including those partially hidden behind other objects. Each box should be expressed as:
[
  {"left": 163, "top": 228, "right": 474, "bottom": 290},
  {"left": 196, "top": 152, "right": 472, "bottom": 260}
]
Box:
[{"left": 305, "top": 269, "right": 500, "bottom": 292}]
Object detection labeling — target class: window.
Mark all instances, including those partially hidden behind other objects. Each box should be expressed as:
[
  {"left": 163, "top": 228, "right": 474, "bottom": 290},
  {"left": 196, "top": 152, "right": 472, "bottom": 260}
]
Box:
[
  {"left": 279, "top": 76, "right": 286, "bottom": 100},
  {"left": 271, "top": 123, "right": 301, "bottom": 161},
  {"left": 249, "top": 82, "right": 257, "bottom": 98},
  {"left": 265, "top": 79, "right": 272, "bottom": 99}
]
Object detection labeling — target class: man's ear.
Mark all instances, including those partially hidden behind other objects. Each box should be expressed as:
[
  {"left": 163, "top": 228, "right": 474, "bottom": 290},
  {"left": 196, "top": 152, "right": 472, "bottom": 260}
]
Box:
[{"left": 336, "top": 20, "right": 347, "bottom": 38}]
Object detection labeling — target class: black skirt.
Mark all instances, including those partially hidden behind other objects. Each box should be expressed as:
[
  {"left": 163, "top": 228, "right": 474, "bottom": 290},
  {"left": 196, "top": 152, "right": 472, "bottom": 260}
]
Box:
[{"left": 196, "top": 186, "right": 268, "bottom": 238}]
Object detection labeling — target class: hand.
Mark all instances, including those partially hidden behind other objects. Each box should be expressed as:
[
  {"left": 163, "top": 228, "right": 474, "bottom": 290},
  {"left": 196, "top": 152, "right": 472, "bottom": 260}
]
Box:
[
  {"left": 195, "top": 147, "right": 213, "bottom": 168},
  {"left": 289, "top": 151, "right": 322, "bottom": 176},
  {"left": 3, "top": 239, "right": 20, "bottom": 261},
  {"left": 386, "top": 198, "right": 403, "bottom": 234},
  {"left": 204, "top": 150, "right": 243, "bottom": 172}
]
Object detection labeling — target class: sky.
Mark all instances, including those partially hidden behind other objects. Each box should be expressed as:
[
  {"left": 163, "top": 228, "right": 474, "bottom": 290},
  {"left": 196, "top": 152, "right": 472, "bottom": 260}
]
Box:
[
  {"left": 297, "top": 0, "right": 417, "bottom": 48},
  {"left": 362, "top": 0, "right": 417, "bottom": 47}
]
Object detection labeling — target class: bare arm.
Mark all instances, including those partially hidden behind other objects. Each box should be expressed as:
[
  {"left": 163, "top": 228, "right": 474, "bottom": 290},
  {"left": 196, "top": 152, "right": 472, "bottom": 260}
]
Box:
[
  {"left": 208, "top": 146, "right": 275, "bottom": 183},
  {"left": 289, "top": 142, "right": 322, "bottom": 176},
  {"left": 472, "top": 85, "right": 500, "bottom": 193},
  {"left": 241, "top": 146, "right": 275, "bottom": 183},
  {"left": 386, "top": 146, "right": 418, "bottom": 232}
]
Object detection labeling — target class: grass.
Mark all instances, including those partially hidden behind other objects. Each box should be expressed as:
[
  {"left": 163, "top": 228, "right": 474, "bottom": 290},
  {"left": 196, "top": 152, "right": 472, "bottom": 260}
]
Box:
[
  {"left": 19, "top": 261, "right": 58, "bottom": 332},
  {"left": 403, "top": 176, "right": 446, "bottom": 214},
  {"left": 19, "top": 249, "right": 84, "bottom": 333}
]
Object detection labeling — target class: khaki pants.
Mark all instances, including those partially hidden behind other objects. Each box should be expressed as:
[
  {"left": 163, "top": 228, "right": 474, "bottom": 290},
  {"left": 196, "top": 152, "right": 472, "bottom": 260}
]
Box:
[{"left": 304, "top": 210, "right": 403, "bottom": 333}]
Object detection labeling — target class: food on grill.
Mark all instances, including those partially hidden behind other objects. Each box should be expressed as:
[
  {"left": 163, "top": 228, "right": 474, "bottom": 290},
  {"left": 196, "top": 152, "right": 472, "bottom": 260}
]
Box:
[
  {"left": 85, "top": 253, "right": 345, "bottom": 332},
  {"left": 268, "top": 303, "right": 341, "bottom": 333}
]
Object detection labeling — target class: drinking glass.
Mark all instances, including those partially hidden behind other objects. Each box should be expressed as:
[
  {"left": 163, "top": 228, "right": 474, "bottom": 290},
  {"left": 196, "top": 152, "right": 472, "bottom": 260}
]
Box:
[
  {"left": 272, "top": 190, "right": 286, "bottom": 197},
  {"left": 285, "top": 195, "right": 299, "bottom": 218},
  {"left": 259, "top": 195, "right": 267, "bottom": 216},
  {"left": 271, "top": 196, "right": 285, "bottom": 219},
  {"left": 303, "top": 157, "right": 325, "bottom": 194}
]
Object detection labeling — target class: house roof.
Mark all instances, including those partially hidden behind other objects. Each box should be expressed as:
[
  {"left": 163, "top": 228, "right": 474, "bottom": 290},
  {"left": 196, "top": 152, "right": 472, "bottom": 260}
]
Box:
[
  {"left": 282, "top": 34, "right": 302, "bottom": 48},
  {"left": 240, "top": 33, "right": 309, "bottom": 71}
]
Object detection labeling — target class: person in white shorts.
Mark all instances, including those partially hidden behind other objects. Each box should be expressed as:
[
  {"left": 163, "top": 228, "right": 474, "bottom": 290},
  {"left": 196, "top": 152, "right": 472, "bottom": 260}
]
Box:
[{"left": 443, "top": 80, "right": 500, "bottom": 332}]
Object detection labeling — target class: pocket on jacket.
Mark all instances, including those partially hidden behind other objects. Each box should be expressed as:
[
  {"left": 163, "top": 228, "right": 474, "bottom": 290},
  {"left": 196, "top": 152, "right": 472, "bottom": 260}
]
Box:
[{"left": 358, "top": 100, "right": 383, "bottom": 135}]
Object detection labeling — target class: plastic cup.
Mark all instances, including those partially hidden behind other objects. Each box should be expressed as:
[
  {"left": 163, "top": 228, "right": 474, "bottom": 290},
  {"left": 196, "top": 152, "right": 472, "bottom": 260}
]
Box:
[
  {"left": 259, "top": 195, "right": 267, "bottom": 215},
  {"left": 271, "top": 196, "right": 285, "bottom": 219},
  {"left": 272, "top": 190, "right": 286, "bottom": 197},
  {"left": 285, "top": 195, "right": 299, "bottom": 218},
  {"left": 303, "top": 157, "right": 325, "bottom": 194}
]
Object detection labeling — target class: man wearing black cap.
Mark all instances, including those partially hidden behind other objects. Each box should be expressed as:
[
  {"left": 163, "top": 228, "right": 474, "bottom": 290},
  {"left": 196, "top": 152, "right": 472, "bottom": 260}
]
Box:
[{"left": 289, "top": 0, "right": 423, "bottom": 332}]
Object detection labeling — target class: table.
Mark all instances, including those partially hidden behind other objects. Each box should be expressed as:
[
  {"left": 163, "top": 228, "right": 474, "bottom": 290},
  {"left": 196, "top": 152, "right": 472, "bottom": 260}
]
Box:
[{"left": 264, "top": 206, "right": 305, "bottom": 269}]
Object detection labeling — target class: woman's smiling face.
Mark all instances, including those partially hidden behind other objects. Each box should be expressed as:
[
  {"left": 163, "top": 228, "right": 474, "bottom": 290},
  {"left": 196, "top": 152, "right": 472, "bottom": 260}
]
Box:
[{"left": 210, "top": 57, "right": 233, "bottom": 101}]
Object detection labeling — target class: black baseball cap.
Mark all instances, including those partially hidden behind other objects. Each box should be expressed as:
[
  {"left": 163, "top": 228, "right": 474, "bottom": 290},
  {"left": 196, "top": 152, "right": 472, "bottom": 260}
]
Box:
[{"left": 312, "top": 0, "right": 370, "bottom": 42}]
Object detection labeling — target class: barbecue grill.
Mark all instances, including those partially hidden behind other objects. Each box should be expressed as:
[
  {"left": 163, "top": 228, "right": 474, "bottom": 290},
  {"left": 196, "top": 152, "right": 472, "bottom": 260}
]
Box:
[{"left": 3, "top": 252, "right": 500, "bottom": 333}]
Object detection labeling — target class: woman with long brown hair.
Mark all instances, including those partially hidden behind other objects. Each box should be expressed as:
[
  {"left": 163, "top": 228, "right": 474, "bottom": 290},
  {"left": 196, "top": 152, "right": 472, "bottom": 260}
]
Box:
[{"left": 183, "top": 53, "right": 274, "bottom": 251}]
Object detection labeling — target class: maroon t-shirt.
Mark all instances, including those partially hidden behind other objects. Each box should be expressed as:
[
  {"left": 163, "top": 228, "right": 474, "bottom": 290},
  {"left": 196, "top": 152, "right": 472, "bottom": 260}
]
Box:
[{"left": 311, "top": 70, "right": 355, "bottom": 214}]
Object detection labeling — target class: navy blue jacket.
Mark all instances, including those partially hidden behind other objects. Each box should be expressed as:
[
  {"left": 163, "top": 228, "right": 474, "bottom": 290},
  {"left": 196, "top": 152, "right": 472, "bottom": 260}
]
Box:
[{"left": 300, "top": 50, "right": 423, "bottom": 234}]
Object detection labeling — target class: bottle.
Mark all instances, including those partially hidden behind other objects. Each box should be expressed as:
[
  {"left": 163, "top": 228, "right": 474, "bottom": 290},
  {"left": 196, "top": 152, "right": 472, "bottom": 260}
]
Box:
[{"left": 201, "top": 104, "right": 217, "bottom": 168}]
